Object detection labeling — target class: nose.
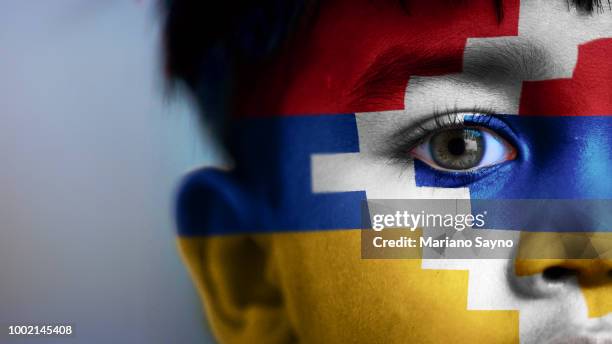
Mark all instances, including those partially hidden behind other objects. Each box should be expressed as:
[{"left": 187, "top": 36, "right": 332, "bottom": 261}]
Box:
[{"left": 509, "top": 232, "right": 612, "bottom": 318}]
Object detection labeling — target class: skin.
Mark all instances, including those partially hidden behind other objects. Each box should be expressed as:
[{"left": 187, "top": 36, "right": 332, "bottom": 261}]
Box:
[{"left": 178, "top": 0, "right": 612, "bottom": 342}]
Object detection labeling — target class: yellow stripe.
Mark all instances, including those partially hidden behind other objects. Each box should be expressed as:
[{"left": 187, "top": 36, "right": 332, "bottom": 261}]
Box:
[
  {"left": 178, "top": 229, "right": 517, "bottom": 343},
  {"left": 515, "top": 232, "right": 612, "bottom": 318}
]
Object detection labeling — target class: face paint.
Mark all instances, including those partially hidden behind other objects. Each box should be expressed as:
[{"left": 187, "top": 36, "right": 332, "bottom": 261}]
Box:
[
  {"left": 236, "top": 0, "right": 519, "bottom": 116},
  {"left": 178, "top": 0, "right": 612, "bottom": 342}
]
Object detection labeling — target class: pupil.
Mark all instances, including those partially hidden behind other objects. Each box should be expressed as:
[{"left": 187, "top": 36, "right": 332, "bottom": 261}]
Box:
[
  {"left": 429, "top": 128, "right": 485, "bottom": 171},
  {"left": 447, "top": 137, "right": 466, "bottom": 156}
]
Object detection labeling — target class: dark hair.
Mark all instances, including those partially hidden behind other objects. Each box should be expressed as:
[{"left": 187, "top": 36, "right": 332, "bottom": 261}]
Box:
[{"left": 163, "top": 0, "right": 312, "bottom": 142}]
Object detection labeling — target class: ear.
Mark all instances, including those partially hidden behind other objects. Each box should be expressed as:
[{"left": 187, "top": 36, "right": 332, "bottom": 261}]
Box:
[{"left": 175, "top": 168, "right": 295, "bottom": 343}]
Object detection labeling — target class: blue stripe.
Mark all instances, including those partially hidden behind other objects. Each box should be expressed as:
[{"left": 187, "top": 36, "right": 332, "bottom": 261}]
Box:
[
  {"left": 415, "top": 115, "right": 612, "bottom": 232},
  {"left": 177, "top": 114, "right": 612, "bottom": 236},
  {"left": 176, "top": 114, "right": 366, "bottom": 236}
]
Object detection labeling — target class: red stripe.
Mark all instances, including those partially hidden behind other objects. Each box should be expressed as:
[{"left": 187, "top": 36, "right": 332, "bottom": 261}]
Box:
[
  {"left": 237, "top": 0, "right": 520, "bottom": 117},
  {"left": 519, "top": 38, "right": 612, "bottom": 116}
]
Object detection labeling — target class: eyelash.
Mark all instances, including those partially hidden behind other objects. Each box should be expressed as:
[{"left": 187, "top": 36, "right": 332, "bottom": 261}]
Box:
[{"left": 385, "top": 107, "right": 519, "bottom": 186}]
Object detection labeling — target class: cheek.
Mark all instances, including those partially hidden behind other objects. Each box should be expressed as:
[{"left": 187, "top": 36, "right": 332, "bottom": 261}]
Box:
[{"left": 269, "top": 230, "right": 518, "bottom": 342}]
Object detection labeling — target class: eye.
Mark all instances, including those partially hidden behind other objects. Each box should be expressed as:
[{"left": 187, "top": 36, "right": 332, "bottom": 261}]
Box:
[{"left": 409, "top": 126, "right": 517, "bottom": 172}]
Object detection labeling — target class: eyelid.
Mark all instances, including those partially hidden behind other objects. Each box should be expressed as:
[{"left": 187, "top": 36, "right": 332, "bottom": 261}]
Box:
[
  {"left": 410, "top": 126, "right": 517, "bottom": 173},
  {"left": 384, "top": 109, "right": 519, "bottom": 164}
]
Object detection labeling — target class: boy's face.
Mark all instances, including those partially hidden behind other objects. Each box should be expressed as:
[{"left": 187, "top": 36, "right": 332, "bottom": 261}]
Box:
[{"left": 178, "top": 0, "right": 612, "bottom": 342}]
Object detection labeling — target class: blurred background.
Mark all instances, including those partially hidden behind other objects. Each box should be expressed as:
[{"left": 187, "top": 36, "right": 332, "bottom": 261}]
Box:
[{"left": 0, "top": 1, "right": 217, "bottom": 343}]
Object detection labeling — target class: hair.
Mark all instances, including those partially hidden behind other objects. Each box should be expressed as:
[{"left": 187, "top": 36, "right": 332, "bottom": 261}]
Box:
[
  {"left": 163, "top": 0, "right": 313, "bottom": 142},
  {"left": 163, "top": 0, "right": 610, "bottom": 137}
]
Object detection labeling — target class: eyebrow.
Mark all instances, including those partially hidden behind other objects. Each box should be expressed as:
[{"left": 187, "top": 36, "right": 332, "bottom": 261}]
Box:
[
  {"left": 347, "top": 44, "right": 460, "bottom": 110},
  {"left": 348, "top": 0, "right": 610, "bottom": 110},
  {"left": 348, "top": 37, "right": 553, "bottom": 111},
  {"left": 460, "top": 39, "right": 553, "bottom": 82}
]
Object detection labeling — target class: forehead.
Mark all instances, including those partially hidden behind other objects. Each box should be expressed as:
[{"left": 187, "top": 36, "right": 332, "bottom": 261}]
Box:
[{"left": 238, "top": 0, "right": 612, "bottom": 117}]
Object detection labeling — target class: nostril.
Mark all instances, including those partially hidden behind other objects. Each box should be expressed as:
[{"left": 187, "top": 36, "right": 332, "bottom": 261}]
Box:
[{"left": 542, "top": 266, "right": 578, "bottom": 282}]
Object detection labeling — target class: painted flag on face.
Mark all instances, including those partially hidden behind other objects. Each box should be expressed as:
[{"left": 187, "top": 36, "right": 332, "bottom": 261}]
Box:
[{"left": 175, "top": 0, "right": 612, "bottom": 342}]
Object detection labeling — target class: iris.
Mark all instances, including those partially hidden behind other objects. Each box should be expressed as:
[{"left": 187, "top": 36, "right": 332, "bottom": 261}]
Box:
[
  {"left": 411, "top": 125, "right": 516, "bottom": 172},
  {"left": 430, "top": 128, "right": 484, "bottom": 170}
]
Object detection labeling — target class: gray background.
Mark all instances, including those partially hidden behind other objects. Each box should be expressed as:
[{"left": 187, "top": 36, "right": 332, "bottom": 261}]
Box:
[{"left": 0, "top": 1, "right": 217, "bottom": 343}]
